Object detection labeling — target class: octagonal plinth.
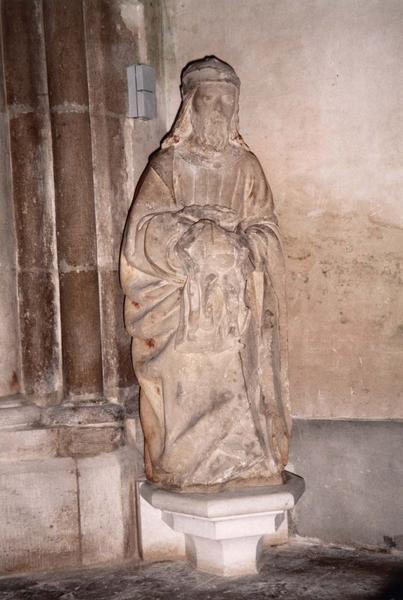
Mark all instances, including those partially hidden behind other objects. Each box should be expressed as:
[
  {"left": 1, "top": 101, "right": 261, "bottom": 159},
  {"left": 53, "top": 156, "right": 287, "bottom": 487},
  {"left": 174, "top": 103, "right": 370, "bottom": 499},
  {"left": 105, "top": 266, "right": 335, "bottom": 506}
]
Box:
[{"left": 138, "top": 471, "right": 305, "bottom": 576}]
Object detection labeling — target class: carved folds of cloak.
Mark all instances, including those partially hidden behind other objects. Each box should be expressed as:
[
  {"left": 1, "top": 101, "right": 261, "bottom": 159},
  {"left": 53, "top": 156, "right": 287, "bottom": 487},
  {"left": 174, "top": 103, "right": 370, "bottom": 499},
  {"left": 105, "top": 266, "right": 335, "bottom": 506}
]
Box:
[{"left": 121, "top": 143, "right": 290, "bottom": 491}]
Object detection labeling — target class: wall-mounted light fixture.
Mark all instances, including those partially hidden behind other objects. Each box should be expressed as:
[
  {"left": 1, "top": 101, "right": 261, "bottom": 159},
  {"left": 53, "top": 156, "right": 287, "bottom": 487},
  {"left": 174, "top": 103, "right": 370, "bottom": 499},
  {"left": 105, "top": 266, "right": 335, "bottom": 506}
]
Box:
[{"left": 127, "top": 64, "right": 156, "bottom": 120}]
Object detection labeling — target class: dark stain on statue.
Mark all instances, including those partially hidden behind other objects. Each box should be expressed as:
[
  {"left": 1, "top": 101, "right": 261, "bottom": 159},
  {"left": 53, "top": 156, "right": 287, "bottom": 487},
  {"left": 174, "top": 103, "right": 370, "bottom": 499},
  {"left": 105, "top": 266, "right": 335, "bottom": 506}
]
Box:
[
  {"left": 145, "top": 338, "right": 155, "bottom": 349},
  {"left": 9, "top": 370, "right": 19, "bottom": 392},
  {"left": 176, "top": 382, "right": 184, "bottom": 405},
  {"left": 181, "top": 392, "right": 233, "bottom": 438},
  {"left": 131, "top": 300, "right": 141, "bottom": 309}
]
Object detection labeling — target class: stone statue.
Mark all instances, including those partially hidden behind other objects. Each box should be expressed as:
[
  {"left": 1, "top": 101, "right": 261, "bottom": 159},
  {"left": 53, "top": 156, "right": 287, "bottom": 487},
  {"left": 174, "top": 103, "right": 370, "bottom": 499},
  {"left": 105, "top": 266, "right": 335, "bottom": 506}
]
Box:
[{"left": 121, "top": 56, "right": 291, "bottom": 492}]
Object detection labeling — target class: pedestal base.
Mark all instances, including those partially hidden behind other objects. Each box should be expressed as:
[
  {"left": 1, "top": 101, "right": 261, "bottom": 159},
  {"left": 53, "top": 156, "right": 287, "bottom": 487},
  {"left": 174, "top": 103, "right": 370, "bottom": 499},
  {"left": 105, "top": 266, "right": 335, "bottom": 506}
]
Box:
[{"left": 139, "top": 471, "right": 305, "bottom": 576}]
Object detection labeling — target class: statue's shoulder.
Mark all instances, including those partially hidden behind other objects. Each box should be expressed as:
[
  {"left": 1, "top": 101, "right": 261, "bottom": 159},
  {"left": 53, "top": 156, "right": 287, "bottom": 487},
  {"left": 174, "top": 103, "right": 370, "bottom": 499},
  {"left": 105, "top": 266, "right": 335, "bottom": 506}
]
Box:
[
  {"left": 235, "top": 147, "right": 266, "bottom": 177},
  {"left": 149, "top": 146, "right": 175, "bottom": 192}
]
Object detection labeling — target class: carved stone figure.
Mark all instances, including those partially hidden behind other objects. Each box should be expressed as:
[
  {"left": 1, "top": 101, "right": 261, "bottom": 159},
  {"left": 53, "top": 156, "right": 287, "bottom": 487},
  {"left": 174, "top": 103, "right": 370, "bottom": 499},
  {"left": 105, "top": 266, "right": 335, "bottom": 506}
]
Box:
[{"left": 121, "top": 57, "right": 290, "bottom": 492}]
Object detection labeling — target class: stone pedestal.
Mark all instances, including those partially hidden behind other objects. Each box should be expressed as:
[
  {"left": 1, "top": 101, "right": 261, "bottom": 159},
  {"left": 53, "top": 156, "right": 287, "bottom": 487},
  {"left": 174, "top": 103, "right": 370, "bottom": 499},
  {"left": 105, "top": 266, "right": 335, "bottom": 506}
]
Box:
[{"left": 139, "top": 472, "right": 305, "bottom": 576}]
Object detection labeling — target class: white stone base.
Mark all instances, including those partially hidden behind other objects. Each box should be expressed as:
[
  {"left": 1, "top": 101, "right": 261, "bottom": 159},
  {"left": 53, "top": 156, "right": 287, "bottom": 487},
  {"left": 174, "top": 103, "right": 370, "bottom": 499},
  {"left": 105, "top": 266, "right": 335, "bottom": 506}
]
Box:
[
  {"left": 139, "top": 471, "right": 305, "bottom": 576},
  {"left": 137, "top": 481, "right": 186, "bottom": 561}
]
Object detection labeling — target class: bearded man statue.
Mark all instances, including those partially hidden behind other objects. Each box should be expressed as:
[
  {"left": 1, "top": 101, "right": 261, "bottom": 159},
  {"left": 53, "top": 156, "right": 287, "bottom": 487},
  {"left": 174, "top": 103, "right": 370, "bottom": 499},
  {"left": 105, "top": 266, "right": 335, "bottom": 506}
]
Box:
[{"left": 121, "top": 56, "right": 291, "bottom": 492}]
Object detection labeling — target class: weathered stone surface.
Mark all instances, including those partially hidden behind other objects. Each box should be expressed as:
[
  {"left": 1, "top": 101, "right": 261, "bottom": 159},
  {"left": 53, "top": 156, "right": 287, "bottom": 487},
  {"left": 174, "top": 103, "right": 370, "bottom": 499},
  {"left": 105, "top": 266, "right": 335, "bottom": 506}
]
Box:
[
  {"left": 59, "top": 270, "right": 102, "bottom": 396},
  {"left": 83, "top": 0, "right": 167, "bottom": 403},
  {"left": 289, "top": 418, "right": 403, "bottom": 548},
  {"left": 122, "top": 57, "right": 290, "bottom": 492},
  {"left": 8, "top": 111, "right": 56, "bottom": 272},
  {"left": 0, "top": 457, "right": 80, "bottom": 573},
  {"left": 2, "top": 0, "right": 62, "bottom": 404},
  {"left": 78, "top": 451, "right": 136, "bottom": 565},
  {"left": 116, "top": 447, "right": 141, "bottom": 560},
  {"left": 0, "top": 427, "right": 58, "bottom": 461},
  {"left": 0, "top": 39, "right": 5, "bottom": 114},
  {"left": 0, "top": 47, "right": 20, "bottom": 396},
  {"left": 17, "top": 270, "right": 61, "bottom": 403},
  {"left": 0, "top": 446, "right": 143, "bottom": 575},
  {"left": 41, "top": 402, "right": 124, "bottom": 427},
  {"left": 80, "top": 114, "right": 126, "bottom": 268},
  {"left": 84, "top": 0, "right": 127, "bottom": 115},
  {"left": 83, "top": 0, "right": 160, "bottom": 116},
  {"left": 1, "top": 0, "right": 48, "bottom": 108},
  {"left": 98, "top": 268, "right": 135, "bottom": 400},
  {"left": 57, "top": 426, "right": 122, "bottom": 458},
  {"left": 0, "top": 0, "right": 155, "bottom": 576},
  {"left": 86, "top": 110, "right": 135, "bottom": 403},
  {"left": 42, "top": 0, "right": 103, "bottom": 400},
  {"left": 0, "top": 397, "right": 40, "bottom": 430},
  {"left": 83, "top": 0, "right": 168, "bottom": 405},
  {"left": 42, "top": 0, "right": 90, "bottom": 108},
  {"left": 49, "top": 112, "right": 97, "bottom": 268},
  {"left": 0, "top": 270, "right": 19, "bottom": 397}
]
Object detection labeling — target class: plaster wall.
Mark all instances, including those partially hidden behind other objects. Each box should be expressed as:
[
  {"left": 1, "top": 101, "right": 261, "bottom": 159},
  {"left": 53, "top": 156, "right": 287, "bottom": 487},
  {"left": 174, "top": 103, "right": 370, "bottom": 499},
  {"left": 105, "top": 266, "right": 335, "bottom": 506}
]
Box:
[{"left": 163, "top": 0, "right": 403, "bottom": 420}]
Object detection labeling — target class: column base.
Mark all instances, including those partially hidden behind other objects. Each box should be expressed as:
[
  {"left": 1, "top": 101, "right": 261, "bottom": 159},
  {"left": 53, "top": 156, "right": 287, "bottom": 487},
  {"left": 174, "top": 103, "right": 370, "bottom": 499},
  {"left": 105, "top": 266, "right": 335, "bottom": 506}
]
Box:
[
  {"left": 0, "top": 395, "right": 40, "bottom": 429},
  {"left": 139, "top": 471, "right": 305, "bottom": 576}
]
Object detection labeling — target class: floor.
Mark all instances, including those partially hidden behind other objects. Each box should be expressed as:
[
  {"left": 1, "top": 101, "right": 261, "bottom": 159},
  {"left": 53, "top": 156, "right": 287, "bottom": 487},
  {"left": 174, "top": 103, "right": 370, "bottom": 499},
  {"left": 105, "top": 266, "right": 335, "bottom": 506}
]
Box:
[{"left": 0, "top": 544, "right": 402, "bottom": 600}]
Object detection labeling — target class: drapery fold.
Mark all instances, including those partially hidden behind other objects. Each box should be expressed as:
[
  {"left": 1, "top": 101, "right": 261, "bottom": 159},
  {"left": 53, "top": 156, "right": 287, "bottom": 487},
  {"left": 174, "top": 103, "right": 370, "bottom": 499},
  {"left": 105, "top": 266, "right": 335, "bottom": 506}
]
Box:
[{"left": 121, "top": 145, "right": 290, "bottom": 491}]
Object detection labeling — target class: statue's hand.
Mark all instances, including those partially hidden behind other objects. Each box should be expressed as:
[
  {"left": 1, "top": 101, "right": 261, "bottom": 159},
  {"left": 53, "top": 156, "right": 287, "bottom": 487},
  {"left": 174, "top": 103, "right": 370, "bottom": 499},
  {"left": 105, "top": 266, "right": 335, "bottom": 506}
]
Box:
[
  {"left": 207, "top": 205, "right": 238, "bottom": 230},
  {"left": 178, "top": 204, "right": 238, "bottom": 231}
]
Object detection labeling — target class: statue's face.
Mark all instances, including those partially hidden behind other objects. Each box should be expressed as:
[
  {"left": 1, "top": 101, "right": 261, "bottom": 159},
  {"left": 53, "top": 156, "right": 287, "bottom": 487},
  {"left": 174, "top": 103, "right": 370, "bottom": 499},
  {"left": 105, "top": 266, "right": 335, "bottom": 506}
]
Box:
[
  {"left": 192, "top": 82, "right": 237, "bottom": 122},
  {"left": 190, "top": 82, "right": 237, "bottom": 152}
]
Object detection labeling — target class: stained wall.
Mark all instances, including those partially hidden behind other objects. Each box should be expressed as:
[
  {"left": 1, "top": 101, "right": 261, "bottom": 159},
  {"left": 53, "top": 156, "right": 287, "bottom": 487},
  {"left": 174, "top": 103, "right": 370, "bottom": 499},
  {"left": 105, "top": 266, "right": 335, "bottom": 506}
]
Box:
[{"left": 163, "top": 0, "right": 403, "bottom": 420}]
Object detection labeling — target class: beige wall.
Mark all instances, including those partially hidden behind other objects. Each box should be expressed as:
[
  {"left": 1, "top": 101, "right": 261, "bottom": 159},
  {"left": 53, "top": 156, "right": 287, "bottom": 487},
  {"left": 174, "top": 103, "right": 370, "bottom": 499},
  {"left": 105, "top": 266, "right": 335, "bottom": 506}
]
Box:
[{"left": 163, "top": 0, "right": 403, "bottom": 419}]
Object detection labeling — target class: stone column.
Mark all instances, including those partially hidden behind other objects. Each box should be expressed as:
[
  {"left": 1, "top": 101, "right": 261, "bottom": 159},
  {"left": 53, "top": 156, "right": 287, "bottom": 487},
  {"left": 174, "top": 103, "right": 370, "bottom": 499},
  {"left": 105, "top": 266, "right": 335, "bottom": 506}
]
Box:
[
  {"left": 83, "top": 0, "right": 167, "bottom": 407},
  {"left": 1, "top": 0, "right": 62, "bottom": 407},
  {"left": 82, "top": 0, "right": 135, "bottom": 405},
  {"left": 42, "top": 0, "right": 103, "bottom": 401},
  {"left": 0, "top": 10, "right": 20, "bottom": 399}
]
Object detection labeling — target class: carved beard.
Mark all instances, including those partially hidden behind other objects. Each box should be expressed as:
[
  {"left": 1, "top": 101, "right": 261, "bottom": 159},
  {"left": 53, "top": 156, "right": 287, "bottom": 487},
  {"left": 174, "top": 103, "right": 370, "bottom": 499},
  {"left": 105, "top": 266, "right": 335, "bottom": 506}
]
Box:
[{"left": 191, "top": 110, "right": 230, "bottom": 152}]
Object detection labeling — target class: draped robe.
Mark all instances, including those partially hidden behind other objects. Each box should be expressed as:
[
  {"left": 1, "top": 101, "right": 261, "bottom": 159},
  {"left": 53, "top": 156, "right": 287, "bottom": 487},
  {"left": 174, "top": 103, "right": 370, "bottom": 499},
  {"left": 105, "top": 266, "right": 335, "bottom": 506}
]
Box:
[{"left": 121, "top": 141, "right": 290, "bottom": 491}]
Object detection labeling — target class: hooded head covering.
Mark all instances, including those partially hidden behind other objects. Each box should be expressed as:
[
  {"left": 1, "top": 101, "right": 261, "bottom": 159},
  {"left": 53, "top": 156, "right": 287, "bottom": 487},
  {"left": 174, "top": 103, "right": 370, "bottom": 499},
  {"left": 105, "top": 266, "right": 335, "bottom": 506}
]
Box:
[
  {"left": 181, "top": 56, "right": 240, "bottom": 96},
  {"left": 162, "top": 56, "right": 248, "bottom": 150}
]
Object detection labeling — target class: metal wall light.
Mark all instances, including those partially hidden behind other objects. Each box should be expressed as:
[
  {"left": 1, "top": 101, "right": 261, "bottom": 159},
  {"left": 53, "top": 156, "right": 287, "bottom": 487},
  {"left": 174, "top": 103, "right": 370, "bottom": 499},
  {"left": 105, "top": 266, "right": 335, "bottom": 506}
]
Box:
[{"left": 127, "top": 64, "right": 156, "bottom": 120}]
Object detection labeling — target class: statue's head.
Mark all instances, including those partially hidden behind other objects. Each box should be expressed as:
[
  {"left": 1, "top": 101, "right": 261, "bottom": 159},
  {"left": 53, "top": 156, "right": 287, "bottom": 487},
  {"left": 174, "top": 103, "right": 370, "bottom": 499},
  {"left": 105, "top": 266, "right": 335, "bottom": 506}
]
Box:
[{"left": 162, "top": 56, "right": 249, "bottom": 152}]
